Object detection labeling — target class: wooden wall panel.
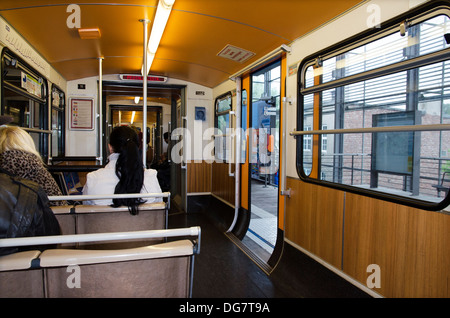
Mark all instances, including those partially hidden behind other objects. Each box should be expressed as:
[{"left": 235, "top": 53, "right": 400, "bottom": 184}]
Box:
[
  {"left": 187, "top": 161, "right": 211, "bottom": 193},
  {"left": 285, "top": 176, "right": 450, "bottom": 298},
  {"left": 212, "top": 162, "right": 235, "bottom": 205},
  {"left": 285, "top": 177, "right": 344, "bottom": 268},
  {"left": 344, "top": 193, "right": 450, "bottom": 298}
]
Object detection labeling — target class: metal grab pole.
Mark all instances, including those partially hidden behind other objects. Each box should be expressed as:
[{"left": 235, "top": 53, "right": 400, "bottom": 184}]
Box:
[
  {"left": 140, "top": 19, "right": 150, "bottom": 166},
  {"left": 280, "top": 97, "right": 290, "bottom": 197},
  {"left": 98, "top": 57, "right": 104, "bottom": 163},
  {"left": 227, "top": 77, "right": 241, "bottom": 233}
]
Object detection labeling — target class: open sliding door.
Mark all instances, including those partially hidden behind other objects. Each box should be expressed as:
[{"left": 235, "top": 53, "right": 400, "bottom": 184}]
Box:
[{"left": 227, "top": 53, "right": 288, "bottom": 271}]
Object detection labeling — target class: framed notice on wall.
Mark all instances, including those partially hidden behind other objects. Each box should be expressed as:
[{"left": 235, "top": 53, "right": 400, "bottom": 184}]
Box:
[{"left": 70, "top": 98, "right": 94, "bottom": 130}]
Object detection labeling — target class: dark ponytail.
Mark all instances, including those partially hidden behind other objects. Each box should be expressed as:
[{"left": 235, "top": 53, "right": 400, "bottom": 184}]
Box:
[{"left": 109, "top": 126, "right": 144, "bottom": 215}]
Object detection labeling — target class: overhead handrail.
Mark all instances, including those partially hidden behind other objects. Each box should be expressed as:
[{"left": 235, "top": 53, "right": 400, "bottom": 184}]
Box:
[
  {"left": 48, "top": 191, "right": 170, "bottom": 202},
  {"left": 290, "top": 124, "right": 450, "bottom": 136},
  {"left": 21, "top": 127, "right": 52, "bottom": 134},
  {"left": 0, "top": 226, "right": 200, "bottom": 248},
  {"left": 301, "top": 48, "right": 450, "bottom": 96}
]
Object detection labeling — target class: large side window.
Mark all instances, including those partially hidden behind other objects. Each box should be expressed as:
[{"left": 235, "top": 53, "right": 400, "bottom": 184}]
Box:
[
  {"left": 51, "top": 85, "right": 65, "bottom": 158},
  {"left": 296, "top": 5, "right": 450, "bottom": 210},
  {"left": 215, "top": 92, "right": 232, "bottom": 162},
  {"left": 1, "top": 49, "right": 49, "bottom": 161}
]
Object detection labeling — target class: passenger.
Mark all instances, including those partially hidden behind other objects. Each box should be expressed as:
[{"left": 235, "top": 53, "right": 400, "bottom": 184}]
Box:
[
  {"left": 0, "top": 125, "right": 65, "bottom": 206},
  {"left": 0, "top": 169, "right": 61, "bottom": 255},
  {"left": 0, "top": 168, "right": 61, "bottom": 256},
  {"left": 82, "top": 125, "right": 162, "bottom": 215},
  {"left": 152, "top": 132, "right": 170, "bottom": 192},
  {"left": 156, "top": 152, "right": 170, "bottom": 192}
]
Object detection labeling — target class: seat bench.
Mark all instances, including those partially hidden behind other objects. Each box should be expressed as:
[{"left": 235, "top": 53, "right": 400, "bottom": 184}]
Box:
[{"left": 0, "top": 227, "right": 200, "bottom": 298}]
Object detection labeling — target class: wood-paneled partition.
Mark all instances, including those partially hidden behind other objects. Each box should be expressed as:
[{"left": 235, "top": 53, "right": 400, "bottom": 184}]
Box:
[
  {"left": 186, "top": 160, "right": 236, "bottom": 204},
  {"left": 187, "top": 161, "right": 212, "bottom": 193},
  {"left": 211, "top": 162, "right": 235, "bottom": 205},
  {"left": 285, "top": 176, "right": 450, "bottom": 298}
]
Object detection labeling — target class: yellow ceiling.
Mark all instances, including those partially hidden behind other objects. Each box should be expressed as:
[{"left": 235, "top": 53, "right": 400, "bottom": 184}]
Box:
[{"left": 0, "top": 0, "right": 363, "bottom": 88}]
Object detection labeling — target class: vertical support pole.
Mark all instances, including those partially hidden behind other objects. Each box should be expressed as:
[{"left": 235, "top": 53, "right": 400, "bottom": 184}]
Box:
[
  {"left": 280, "top": 96, "right": 290, "bottom": 197},
  {"left": 227, "top": 77, "right": 241, "bottom": 233},
  {"left": 98, "top": 57, "right": 104, "bottom": 163},
  {"left": 140, "top": 19, "right": 150, "bottom": 166}
]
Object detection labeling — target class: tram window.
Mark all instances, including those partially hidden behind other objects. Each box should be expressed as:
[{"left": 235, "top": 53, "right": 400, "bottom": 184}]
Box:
[
  {"left": 297, "top": 8, "right": 450, "bottom": 209},
  {"left": 51, "top": 85, "right": 65, "bottom": 158},
  {"left": 215, "top": 92, "right": 232, "bottom": 162},
  {"left": 1, "top": 50, "right": 49, "bottom": 161}
]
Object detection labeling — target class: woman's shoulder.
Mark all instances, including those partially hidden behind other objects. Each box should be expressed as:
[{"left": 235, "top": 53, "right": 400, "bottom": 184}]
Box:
[
  {"left": 87, "top": 166, "right": 111, "bottom": 177},
  {"left": 86, "top": 165, "right": 117, "bottom": 184},
  {"left": 144, "top": 168, "right": 158, "bottom": 176},
  {"left": 1, "top": 149, "right": 38, "bottom": 160},
  {"left": 0, "top": 149, "right": 42, "bottom": 170}
]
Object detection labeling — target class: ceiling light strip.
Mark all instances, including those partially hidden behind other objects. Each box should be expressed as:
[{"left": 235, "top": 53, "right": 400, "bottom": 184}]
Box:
[{"left": 142, "top": 0, "right": 175, "bottom": 75}]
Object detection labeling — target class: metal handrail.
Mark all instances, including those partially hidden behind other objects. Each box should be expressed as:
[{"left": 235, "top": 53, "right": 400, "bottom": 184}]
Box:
[
  {"left": 0, "top": 226, "right": 200, "bottom": 248},
  {"left": 290, "top": 124, "right": 450, "bottom": 136},
  {"left": 48, "top": 191, "right": 170, "bottom": 202}
]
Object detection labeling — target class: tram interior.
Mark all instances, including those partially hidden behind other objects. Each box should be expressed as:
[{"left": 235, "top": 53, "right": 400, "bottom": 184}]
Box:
[{"left": 0, "top": 0, "right": 449, "bottom": 299}]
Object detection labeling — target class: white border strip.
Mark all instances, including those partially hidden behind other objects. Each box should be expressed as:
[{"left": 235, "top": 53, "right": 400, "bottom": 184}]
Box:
[{"left": 187, "top": 192, "right": 211, "bottom": 196}]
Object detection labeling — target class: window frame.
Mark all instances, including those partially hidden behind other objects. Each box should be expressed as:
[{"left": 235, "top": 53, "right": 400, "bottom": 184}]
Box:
[
  {"left": 50, "top": 84, "right": 66, "bottom": 158},
  {"left": 1, "top": 48, "right": 50, "bottom": 162},
  {"left": 214, "top": 91, "right": 233, "bottom": 162},
  {"left": 250, "top": 60, "right": 282, "bottom": 185},
  {"left": 295, "top": 0, "right": 450, "bottom": 211}
]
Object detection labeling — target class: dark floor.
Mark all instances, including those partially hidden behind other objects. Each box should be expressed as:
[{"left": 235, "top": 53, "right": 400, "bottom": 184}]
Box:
[{"left": 168, "top": 210, "right": 371, "bottom": 299}]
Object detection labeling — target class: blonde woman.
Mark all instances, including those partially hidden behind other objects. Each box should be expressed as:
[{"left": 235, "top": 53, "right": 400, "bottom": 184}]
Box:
[{"left": 0, "top": 126, "right": 64, "bottom": 205}]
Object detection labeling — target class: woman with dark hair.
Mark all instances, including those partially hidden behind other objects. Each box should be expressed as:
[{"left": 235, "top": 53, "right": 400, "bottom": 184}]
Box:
[{"left": 82, "top": 126, "right": 162, "bottom": 215}]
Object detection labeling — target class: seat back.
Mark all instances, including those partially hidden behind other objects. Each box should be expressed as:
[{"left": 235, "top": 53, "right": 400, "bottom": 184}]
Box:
[
  {"left": 52, "top": 202, "right": 167, "bottom": 249},
  {"left": 41, "top": 241, "right": 193, "bottom": 297},
  {"left": 0, "top": 227, "right": 201, "bottom": 298},
  {"left": 0, "top": 250, "right": 44, "bottom": 298}
]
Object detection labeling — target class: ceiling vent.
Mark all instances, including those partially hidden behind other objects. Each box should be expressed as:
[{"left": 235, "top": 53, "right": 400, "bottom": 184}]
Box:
[
  {"left": 217, "top": 44, "right": 255, "bottom": 63},
  {"left": 78, "top": 28, "right": 101, "bottom": 39}
]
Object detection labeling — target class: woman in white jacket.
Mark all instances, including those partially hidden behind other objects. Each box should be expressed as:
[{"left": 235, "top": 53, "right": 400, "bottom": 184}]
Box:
[{"left": 82, "top": 126, "right": 162, "bottom": 214}]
